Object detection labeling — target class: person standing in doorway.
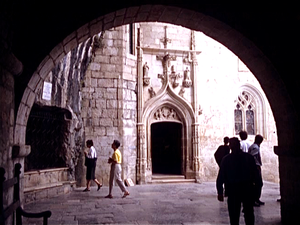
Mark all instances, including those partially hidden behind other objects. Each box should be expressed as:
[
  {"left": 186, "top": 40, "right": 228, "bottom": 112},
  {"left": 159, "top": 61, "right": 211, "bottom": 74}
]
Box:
[
  {"left": 83, "top": 139, "right": 102, "bottom": 192},
  {"left": 216, "top": 137, "right": 257, "bottom": 225},
  {"left": 248, "top": 134, "right": 264, "bottom": 207},
  {"left": 105, "top": 140, "right": 130, "bottom": 199},
  {"left": 214, "top": 136, "right": 230, "bottom": 167},
  {"left": 239, "top": 130, "right": 251, "bottom": 153}
]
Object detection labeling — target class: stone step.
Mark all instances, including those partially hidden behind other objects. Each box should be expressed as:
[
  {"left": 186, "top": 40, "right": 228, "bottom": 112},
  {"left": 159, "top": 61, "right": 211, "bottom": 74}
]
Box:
[
  {"left": 151, "top": 174, "right": 195, "bottom": 184},
  {"left": 24, "top": 181, "right": 76, "bottom": 204}
]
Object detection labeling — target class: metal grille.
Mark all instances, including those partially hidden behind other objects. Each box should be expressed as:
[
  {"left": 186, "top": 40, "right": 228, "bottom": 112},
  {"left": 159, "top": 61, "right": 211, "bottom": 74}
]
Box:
[{"left": 25, "top": 105, "right": 69, "bottom": 171}]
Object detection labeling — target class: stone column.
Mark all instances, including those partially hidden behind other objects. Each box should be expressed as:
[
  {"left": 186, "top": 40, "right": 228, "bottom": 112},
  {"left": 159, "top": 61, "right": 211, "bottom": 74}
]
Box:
[
  {"left": 136, "top": 123, "right": 147, "bottom": 184},
  {"left": 191, "top": 31, "right": 201, "bottom": 181},
  {"left": 136, "top": 28, "right": 147, "bottom": 184},
  {"left": 274, "top": 146, "right": 300, "bottom": 224},
  {"left": 192, "top": 123, "right": 201, "bottom": 181}
]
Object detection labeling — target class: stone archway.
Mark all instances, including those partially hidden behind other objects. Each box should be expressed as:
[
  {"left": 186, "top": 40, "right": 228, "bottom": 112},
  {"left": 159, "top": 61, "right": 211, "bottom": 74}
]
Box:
[
  {"left": 140, "top": 88, "right": 196, "bottom": 183},
  {"left": 15, "top": 6, "right": 293, "bottom": 153}
]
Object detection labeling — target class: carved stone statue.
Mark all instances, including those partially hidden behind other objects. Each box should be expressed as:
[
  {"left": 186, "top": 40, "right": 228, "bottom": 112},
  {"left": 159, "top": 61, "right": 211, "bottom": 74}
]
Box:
[
  {"left": 143, "top": 62, "right": 150, "bottom": 86},
  {"left": 182, "top": 67, "right": 192, "bottom": 87},
  {"left": 169, "top": 65, "right": 181, "bottom": 88},
  {"left": 143, "top": 62, "right": 149, "bottom": 77},
  {"left": 148, "top": 87, "right": 156, "bottom": 98}
]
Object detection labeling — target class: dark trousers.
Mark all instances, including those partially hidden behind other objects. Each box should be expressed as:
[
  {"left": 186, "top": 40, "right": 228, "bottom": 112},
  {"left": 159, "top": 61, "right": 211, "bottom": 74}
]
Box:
[
  {"left": 254, "top": 166, "right": 263, "bottom": 201},
  {"left": 227, "top": 194, "right": 254, "bottom": 225}
]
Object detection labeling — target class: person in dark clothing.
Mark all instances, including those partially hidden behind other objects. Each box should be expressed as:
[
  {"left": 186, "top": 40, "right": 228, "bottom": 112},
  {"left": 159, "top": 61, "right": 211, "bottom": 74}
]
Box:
[
  {"left": 214, "top": 136, "right": 230, "bottom": 167},
  {"left": 248, "top": 134, "right": 264, "bottom": 206},
  {"left": 83, "top": 140, "right": 102, "bottom": 192},
  {"left": 216, "top": 137, "right": 257, "bottom": 225}
]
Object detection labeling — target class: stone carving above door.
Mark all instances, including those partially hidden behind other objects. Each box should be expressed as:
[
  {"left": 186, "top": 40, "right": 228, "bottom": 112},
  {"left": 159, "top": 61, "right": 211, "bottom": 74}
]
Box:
[{"left": 153, "top": 106, "right": 180, "bottom": 122}]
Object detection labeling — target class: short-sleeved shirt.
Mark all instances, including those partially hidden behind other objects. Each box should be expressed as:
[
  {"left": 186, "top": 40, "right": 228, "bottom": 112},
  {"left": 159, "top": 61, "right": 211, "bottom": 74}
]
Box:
[
  {"left": 112, "top": 149, "right": 122, "bottom": 164},
  {"left": 240, "top": 140, "right": 251, "bottom": 153},
  {"left": 248, "top": 143, "right": 262, "bottom": 166},
  {"left": 87, "top": 146, "right": 97, "bottom": 159}
]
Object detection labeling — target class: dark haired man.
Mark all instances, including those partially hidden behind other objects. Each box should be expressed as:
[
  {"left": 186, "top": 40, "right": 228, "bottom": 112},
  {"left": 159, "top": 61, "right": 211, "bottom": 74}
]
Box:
[
  {"left": 105, "top": 140, "right": 130, "bottom": 198},
  {"left": 214, "top": 136, "right": 230, "bottom": 167},
  {"left": 239, "top": 131, "right": 251, "bottom": 153},
  {"left": 248, "top": 134, "right": 264, "bottom": 206}
]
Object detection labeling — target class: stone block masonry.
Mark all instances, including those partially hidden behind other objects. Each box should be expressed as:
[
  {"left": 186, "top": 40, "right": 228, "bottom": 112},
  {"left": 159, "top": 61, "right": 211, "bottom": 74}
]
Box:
[{"left": 82, "top": 25, "right": 137, "bottom": 186}]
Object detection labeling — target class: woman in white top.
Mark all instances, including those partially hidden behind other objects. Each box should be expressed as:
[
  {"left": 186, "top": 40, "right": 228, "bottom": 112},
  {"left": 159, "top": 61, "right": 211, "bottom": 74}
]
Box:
[{"left": 83, "top": 139, "right": 102, "bottom": 192}]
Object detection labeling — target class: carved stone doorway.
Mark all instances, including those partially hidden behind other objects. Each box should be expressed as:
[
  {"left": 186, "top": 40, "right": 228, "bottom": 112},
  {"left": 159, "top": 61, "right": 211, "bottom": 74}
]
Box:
[{"left": 151, "top": 122, "right": 182, "bottom": 175}]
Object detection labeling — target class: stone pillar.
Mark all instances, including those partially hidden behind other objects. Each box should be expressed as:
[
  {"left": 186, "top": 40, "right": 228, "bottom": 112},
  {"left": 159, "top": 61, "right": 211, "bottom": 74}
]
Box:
[
  {"left": 0, "top": 0, "right": 23, "bottom": 173},
  {"left": 136, "top": 123, "right": 147, "bottom": 184},
  {"left": 274, "top": 146, "right": 300, "bottom": 224},
  {"left": 192, "top": 123, "right": 201, "bottom": 181},
  {"left": 191, "top": 31, "right": 201, "bottom": 181},
  {"left": 136, "top": 28, "right": 147, "bottom": 184}
]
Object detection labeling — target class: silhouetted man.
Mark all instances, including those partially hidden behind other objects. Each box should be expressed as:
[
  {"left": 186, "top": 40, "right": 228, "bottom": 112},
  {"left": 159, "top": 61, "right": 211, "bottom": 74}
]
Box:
[
  {"left": 217, "top": 137, "right": 257, "bottom": 225},
  {"left": 248, "top": 134, "right": 264, "bottom": 206},
  {"left": 214, "top": 136, "right": 230, "bottom": 167}
]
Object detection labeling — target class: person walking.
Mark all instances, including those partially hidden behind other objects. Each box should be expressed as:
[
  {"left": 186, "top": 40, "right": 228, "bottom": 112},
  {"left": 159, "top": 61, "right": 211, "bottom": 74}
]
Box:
[
  {"left": 214, "top": 136, "right": 230, "bottom": 167},
  {"left": 248, "top": 134, "right": 264, "bottom": 206},
  {"left": 239, "top": 130, "right": 251, "bottom": 153},
  {"left": 216, "top": 137, "right": 257, "bottom": 225},
  {"left": 105, "top": 140, "right": 130, "bottom": 199},
  {"left": 83, "top": 139, "right": 102, "bottom": 192}
]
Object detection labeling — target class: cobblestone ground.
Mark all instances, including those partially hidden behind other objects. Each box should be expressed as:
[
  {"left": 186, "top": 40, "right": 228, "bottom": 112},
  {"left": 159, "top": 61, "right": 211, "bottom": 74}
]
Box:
[{"left": 23, "top": 182, "right": 281, "bottom": 225}]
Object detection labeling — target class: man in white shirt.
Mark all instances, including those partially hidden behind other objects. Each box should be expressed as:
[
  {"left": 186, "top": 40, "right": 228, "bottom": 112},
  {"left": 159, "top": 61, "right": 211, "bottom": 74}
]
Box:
[{"left": 239, "top": 131, "right": 251, "bottom": 152}]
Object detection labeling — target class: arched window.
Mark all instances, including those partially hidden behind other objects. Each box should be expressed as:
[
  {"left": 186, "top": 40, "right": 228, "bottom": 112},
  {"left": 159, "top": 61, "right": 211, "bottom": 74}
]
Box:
[{"left": 234, "top": 86, "right": 265, "bottom": 136}]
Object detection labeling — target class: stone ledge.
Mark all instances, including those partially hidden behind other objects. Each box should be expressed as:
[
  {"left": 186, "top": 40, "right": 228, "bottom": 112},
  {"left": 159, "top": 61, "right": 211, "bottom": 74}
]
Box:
[
  {"left": 24, "top": 181, "right": 77, "bottom": 204},
  {"left": 24, "top": 167, "right": 68, "bottom": 175},
  {"left": 24, "top": 181, "right": 76, "bottom": 193}
]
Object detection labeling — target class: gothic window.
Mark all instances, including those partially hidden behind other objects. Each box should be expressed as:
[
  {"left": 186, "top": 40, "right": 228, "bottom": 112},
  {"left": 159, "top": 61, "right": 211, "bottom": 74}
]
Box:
[
  {"left": 234, "top": 91, "right": 256, "bottom": 135},
  {"left": 246, "top": 105, "right": 255, "bottom": 135},
  {"left": 234, "top": 104, "right": 243, "bottom": 134}
]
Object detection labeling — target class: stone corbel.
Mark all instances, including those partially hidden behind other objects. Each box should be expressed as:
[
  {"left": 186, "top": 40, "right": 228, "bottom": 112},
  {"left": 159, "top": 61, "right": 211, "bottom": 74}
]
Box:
[{"left": 12, "top": 145, "right": 31, "bottom": 158}]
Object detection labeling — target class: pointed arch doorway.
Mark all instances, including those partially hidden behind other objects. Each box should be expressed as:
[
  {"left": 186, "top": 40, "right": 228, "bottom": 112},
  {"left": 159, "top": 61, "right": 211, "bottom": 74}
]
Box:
[{"left": 151, "top": 122, "right": 182, "bottom": 175}]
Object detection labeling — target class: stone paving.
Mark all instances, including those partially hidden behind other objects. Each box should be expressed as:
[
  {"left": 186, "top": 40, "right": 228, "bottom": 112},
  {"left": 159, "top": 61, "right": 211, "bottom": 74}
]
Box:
[{"left": 23, "top": 181, "right": 281, "bottom": 225}]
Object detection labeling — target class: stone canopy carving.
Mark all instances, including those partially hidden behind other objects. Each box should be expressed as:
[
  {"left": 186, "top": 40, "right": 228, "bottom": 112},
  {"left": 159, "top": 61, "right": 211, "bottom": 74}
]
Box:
[{"left": 153, "top": 106, "right": 180, "bottom": 121}]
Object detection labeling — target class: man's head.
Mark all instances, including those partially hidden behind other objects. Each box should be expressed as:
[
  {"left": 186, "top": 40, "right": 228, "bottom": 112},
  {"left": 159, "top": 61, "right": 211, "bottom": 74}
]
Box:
[
  {"left": 254, "top": 134, "right": 264, "bottom": 146},
  {"left": 229, "top": 137, "right": 241, "bottom": 153},
  {"left": 239, "top": 130, "right": 248, "bottom": 141},
  {"left": 223, "top": 136, "right": 230, "bottom": 145}
]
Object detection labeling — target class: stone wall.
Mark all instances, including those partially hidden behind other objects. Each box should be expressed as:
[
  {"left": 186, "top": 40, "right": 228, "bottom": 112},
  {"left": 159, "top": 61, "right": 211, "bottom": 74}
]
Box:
[
  {"left": 0, "top": 0, "right": 17, "bottom": 176},
  {"left": 33, "top": 35, "right": 97, "bottom": 186},
  {"left": 82, "top": 26, "right": 137, "bottom": 186},
  {"left": 195, "top": 33, "right": 278, "bottom": 182},
  {"left": 138, "top": 22, "right": 278, "bottom": 183},
  {"left": 0, "top": 3, "right": 23, "bottom": 223}
]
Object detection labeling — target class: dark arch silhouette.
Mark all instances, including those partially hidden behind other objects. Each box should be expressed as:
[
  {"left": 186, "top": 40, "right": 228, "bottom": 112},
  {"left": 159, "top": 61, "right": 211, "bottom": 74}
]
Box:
[{"left": 3, "top": 1, "right": 300, "bottom": 224}]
